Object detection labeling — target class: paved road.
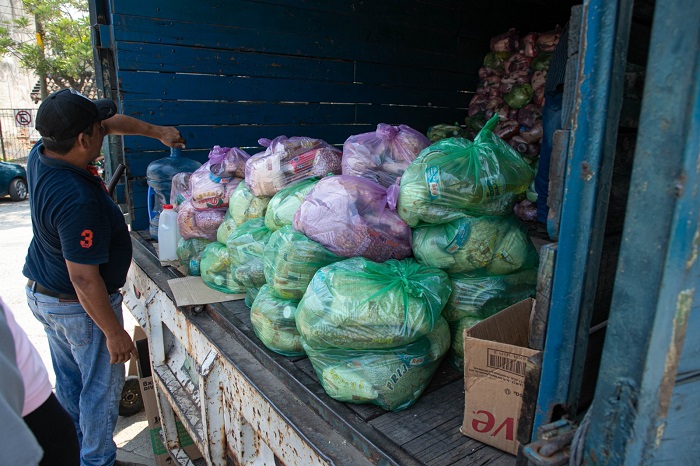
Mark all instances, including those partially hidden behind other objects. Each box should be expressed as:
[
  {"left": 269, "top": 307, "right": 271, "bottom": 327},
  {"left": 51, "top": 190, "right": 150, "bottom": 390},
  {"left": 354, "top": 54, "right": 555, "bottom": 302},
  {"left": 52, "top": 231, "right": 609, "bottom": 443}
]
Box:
[{"left": 0, "top": 197, "right": 156, "bottom": 466}]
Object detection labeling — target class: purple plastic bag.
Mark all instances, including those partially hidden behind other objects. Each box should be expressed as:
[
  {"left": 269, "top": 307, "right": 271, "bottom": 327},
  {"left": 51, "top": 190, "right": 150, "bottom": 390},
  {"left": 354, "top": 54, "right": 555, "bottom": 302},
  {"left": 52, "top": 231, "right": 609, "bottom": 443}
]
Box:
[
  {"left": 246, "top": 136, "right": 342, "bottom": 196},
  {"left": 293, "top": 175, "right": 412, "bottom": 263},
  {"left": 341, "top": 124, "right": 430, "bottom": 188},
  {"left": 208, "top": 146, "right": 250, "bottom": 178}
]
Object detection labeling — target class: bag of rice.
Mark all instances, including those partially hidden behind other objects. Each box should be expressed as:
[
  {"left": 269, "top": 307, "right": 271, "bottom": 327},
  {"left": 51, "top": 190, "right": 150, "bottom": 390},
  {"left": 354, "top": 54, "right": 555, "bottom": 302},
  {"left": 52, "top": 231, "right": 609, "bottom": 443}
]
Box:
[{"left": 296, "top": 257, "right": 451, "bottom": 350}]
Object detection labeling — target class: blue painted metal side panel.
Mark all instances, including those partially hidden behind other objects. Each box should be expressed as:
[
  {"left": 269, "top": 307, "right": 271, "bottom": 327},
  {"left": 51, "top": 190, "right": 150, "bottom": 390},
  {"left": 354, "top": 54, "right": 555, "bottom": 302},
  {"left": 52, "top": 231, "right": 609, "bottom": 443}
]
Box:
[
  {"left": 533, "top": 0, "right": 634, "bottom": 433},
  {"left": 655, "top": 302, "right": 700, "bottom": 463},
  {"left": 582, "top": 0, "right": 700, "bottom": 463}
]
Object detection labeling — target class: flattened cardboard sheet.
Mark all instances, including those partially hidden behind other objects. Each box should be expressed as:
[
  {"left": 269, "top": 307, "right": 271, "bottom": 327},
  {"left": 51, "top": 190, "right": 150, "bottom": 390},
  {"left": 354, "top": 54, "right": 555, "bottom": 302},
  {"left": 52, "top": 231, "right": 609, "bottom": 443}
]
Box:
[{"left": 167, "top": 276, "right": 244, "bottom": 306}]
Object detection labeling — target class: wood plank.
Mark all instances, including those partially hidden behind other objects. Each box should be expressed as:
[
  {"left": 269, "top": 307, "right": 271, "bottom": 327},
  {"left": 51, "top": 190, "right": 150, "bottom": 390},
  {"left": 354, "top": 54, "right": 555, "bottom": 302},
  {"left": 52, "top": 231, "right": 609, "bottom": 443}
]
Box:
[
  {"left": 114, "top": 42, "right": 355, "bottom": 80},
  {"left": 121, "top": 124, "right": 371, "bottom": 159},
  {"left": 370, "top": 381, "right": 514, "bottom": 465},
  {"left": 115, "top": 70, "right": 470, "bottom": 108},
  {"left": 110, "top": 1, "right": 463, "bottom": 59},
  {"left": 110, "top": 13, "right": 466, "bottom": 72},
  {"left": 119, "top": 100, "right": 359, "bottom": 127}
]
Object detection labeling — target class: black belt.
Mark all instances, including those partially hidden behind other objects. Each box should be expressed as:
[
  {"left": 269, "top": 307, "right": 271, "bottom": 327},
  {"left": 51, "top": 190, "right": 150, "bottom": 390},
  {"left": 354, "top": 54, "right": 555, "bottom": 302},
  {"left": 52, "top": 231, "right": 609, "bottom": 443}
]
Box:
[{"left": 27, "top": 280, "right": 79, "bottom": 302}]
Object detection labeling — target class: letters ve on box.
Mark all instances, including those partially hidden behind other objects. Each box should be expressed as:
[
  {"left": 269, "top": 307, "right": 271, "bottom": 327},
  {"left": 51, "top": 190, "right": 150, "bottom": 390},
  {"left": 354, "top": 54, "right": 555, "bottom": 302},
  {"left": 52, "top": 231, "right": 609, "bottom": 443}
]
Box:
[{"left": 460, "top": 298, "right": 541, "bottom": 455}]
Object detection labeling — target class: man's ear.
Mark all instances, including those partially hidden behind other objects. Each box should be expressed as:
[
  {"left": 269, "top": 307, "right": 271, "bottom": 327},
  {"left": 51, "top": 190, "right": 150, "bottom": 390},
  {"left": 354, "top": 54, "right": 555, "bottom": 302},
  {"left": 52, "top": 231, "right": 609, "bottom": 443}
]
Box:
[{"left": 77, "top": 132, "right": 90, "bottom": 150}]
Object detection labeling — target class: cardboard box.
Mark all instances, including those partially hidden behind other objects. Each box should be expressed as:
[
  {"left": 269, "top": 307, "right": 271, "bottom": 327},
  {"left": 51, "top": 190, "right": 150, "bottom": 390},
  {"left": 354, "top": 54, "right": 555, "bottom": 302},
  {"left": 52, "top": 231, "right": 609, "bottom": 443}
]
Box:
[
  {"left": 135, "top": 339, "right": 203, "bottom": 466},
  {"left": 460, "top": 298, "right": 541, "bottom": 455}
]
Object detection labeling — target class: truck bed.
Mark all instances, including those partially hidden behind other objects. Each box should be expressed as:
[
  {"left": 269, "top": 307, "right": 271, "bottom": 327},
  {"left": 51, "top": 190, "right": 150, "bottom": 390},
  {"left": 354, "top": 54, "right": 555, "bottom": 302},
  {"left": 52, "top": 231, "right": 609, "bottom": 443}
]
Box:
[{"left": 126, "top": 231, "right": 515, "bottom": 465}]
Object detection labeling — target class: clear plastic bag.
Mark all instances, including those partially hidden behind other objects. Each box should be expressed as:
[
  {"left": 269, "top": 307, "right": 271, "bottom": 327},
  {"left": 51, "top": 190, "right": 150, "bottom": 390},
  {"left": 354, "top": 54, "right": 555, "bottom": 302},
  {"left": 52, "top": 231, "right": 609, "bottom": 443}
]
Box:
[
  {"left": 263, "top": 226, "right": 341, "bottom": 301},
  {"left": 245, "top": 136, "right": 342, "bottom": 197},
  {"left": 189, "top": 146, "right": 249, "bottom": 210},
  {"left": 341, "top": 124, "right": 430, "bottom": 188},
  {"left": 303, "top": 316, "right": 450, "bottom": 411},
  {"left": 293, "top": 175, "right": 412, "bottom": 263},
  {"left": 177, "top": 200, "right": 227, "bottom": 241},
  {"left": 295, "top": 257, "right": 451, "bottom": 350},
  {"left": 411, "top": 214, "right": 538, "bottom": 275},
  {"left": 250, "top": 285, "right": 305, "bottom": 357},
  {"left": 398, "top": 114, "right": 533, "bottom": 225}
]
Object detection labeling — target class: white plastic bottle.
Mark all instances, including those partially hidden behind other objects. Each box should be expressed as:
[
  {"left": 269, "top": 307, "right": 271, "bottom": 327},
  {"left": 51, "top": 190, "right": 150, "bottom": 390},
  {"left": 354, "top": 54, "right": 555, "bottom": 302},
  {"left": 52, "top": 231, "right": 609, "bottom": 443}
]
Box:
[{"left": 158, "top": 204, "right": 180, "bottom": 262}]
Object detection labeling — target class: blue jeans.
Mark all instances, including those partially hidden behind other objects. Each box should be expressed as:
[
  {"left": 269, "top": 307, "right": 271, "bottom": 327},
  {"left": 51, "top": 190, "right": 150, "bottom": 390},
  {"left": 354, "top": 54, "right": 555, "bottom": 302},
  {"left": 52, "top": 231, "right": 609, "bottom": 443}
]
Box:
[
  {"left": 26, "top": 287, "right": 125, "bottom": 466},
  {"left": 535, "top": 90, "right": 564, "bottom": 223}
]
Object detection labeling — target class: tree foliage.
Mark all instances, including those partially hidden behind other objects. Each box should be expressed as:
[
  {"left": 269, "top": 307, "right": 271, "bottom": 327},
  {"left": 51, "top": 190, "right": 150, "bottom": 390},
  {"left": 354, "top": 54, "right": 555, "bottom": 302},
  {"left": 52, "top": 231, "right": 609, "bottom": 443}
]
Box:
[{"left": 0, "top": 0, "right": 94, "bottom": 94}]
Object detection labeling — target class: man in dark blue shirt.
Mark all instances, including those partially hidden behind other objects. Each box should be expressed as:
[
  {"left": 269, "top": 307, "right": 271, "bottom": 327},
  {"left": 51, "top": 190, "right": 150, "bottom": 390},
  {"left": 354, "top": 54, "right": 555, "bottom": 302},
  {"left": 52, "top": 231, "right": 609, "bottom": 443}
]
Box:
[{"left": 23, "top": 88, "right": 185, "bottom": 466}]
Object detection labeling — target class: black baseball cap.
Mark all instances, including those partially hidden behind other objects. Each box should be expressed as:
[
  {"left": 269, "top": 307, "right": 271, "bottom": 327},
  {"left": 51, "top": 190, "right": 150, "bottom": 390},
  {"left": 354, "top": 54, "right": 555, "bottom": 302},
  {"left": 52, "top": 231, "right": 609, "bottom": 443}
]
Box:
[{"left": 36, "top": 88, "right": 118, "bottom": 141}]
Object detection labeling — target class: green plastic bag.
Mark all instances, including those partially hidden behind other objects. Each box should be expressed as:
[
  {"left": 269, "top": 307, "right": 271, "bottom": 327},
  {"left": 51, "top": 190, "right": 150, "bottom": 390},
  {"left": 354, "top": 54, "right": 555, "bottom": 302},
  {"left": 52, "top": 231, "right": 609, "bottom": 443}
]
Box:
[
  {"left": 263, "top": 226, "right": 342, "bottom": 301},
  {"left": 200, "top": 242, "right": 246, "bottom": 293},
  {"left": 226, "top": 218, "right": 272, "bottom": 289},
  {"left": 227, "top": 181, "right": 271, "bottom": 227},
  {"left": 264, "top": 178, "right": 319, "bottom": 232},
  {"left": 296, "top": 257, "right": 451, "bottom": 350},
  {"left": 443, "top": 269, "right": 538, "bottom": 371},
  {"left": 216, "top": 211, "right": 237, "bottom": 244},
  {"left": 250, "top": 285, "right": 305, "bottom": 357},
  {"left": 412, "top": 214, "right": 538, "bottom": 275},
  {"left": 303, "top": 316, "right": 450, "bottom": 411},
  {"left": 398, "top": 114, "right": 533, "bottom": 225},
  {"left": 176, "top": 237, "right": 213, "bottom": 276}
]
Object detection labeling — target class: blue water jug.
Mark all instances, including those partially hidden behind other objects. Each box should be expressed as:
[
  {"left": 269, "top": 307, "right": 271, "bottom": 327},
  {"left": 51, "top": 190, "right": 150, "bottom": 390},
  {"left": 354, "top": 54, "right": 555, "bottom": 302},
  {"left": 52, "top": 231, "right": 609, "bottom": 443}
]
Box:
[{"left": 146, "top": 148, "right": 202, "bottom": 239}]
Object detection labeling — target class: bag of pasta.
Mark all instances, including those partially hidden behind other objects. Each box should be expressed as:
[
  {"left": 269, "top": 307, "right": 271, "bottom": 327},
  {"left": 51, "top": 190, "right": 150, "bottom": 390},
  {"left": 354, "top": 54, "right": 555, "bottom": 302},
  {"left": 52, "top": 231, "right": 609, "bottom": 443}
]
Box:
[
  {"left": 303, "top": 317, "right": 450, "bottom": 411},
  {"left": 293, "top": 175, "right": 412, "bottom": 263},
  {"left": 296, "top": 257, "right": 451, "bottom": 350},
  {"left": 412, "top": 214, "right": 538, "bottom": 275},
  {"left": 264, "top": 178, "right": 319, "bottom": 232},
  {"left": 398, "top": 114, "right": 533, "bottom": 226},
  {"left": 250, "top": 285, "right": 305, "bottom": 357},
  {"left": 442, "top": 269, "right": 537, "bottom": 370},
  {"left": 341, "top": 124, "right": 430, "bottom": 188},
  {"left": 263, "top": 226, "right": 342, "bottom": 301},
  {"left": 199, "top": 242, "right": 246, "bottom": 293}
]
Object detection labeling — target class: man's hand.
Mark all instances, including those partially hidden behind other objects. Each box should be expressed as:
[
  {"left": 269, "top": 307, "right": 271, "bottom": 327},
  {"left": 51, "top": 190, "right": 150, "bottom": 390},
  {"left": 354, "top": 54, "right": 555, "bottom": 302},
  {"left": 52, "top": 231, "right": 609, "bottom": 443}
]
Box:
[
  {"left": 106, "top": 329, "right": 138, "bottom": 364},
  {"left": 159, "top": 126, "right": 186, "bottom": 149}
]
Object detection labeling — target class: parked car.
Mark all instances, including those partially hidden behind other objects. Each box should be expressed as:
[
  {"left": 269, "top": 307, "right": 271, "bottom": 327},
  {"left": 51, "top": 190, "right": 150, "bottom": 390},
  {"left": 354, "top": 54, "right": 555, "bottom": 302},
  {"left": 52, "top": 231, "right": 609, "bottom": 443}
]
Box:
[{"left": 0, "top": 162, "right": 28, "bottom": 201}]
